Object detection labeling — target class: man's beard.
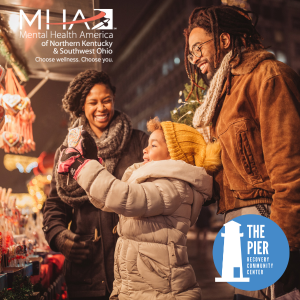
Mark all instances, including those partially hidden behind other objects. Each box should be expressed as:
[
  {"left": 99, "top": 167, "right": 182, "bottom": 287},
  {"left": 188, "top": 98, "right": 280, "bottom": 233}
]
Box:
[
  {"left": 200, "top": 61, "right": 218, "bottom": 86},
  {"left": 206, "top": 65, "right": 219, "bottom": 85}
]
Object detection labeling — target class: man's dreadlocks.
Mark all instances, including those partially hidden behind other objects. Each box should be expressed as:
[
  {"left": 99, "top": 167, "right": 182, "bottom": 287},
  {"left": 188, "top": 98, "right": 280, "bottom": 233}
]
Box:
[{"left": 184, "top": 5, "right": 264, "bottom": 100}]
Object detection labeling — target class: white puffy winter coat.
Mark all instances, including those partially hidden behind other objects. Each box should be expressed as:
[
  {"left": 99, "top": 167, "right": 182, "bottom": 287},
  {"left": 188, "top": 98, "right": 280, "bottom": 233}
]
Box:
[{"left": 77, "top": 159, "right": 213, "bottom": 300}]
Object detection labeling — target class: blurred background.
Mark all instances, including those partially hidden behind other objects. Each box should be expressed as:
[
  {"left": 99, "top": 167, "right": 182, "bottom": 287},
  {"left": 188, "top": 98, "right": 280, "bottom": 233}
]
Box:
[
  {"left": 1, "top": 0, "right": 299, "bottom": 193},
  {"left": 0, "top": 1, "right": 298, "bottom": 298}
]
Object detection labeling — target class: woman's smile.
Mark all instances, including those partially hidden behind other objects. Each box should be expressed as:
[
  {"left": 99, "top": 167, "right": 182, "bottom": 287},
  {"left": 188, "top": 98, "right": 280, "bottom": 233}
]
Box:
[
  {"left": 83, "top": 84, "right": 115, "bottom": 138},
  {"left": 94, "top": 114, "right": 109, "bottom": 123}
]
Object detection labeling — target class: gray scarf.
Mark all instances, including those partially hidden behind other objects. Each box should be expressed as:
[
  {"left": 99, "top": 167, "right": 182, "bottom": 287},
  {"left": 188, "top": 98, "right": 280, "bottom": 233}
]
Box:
[{"left": 55, "top": 110, "right": 132, "bottom": 207}]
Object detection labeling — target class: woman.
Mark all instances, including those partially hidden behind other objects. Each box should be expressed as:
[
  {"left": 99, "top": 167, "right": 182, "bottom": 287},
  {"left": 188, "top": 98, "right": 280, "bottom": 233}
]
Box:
[{"left": 42, "top": 70, "right": 148, "bottom": 300}]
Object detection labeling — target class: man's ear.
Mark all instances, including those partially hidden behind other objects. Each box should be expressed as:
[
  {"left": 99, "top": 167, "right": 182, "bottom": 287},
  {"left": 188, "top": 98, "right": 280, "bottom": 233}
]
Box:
[{"left": 220, "top": 32, "right": 231, "bottom": 50}]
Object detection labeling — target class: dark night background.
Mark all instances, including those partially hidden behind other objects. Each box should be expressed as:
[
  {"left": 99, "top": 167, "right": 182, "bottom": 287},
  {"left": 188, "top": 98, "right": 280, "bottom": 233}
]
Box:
[
  {"left": 0, "top": 2, "right": 298, "bottom": 298},
  {"left": 1, "top": 0, "right": 299, "bottom": 193},
  {"left": 0, "top": 0, "right": 154, "bottom": 192}
]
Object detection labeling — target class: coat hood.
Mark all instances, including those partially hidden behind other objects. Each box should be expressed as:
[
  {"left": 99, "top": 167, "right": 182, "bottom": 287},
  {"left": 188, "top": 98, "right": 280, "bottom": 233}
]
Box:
[{"left": 125, "top": 160, "right": 213, "bottom": 200}]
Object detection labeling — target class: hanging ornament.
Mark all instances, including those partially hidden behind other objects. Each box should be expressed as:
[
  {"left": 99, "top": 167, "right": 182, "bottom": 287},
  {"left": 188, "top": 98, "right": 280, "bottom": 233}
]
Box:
[
  {"left": 0, "top": 68, "right": 36, "bottom": 153},
  {"left": 170, "top": 78, "right": 207, "bottom": 126},
  {"left": 0, "top": 13, "right": 30, "bottom": 82},
  {"left": 0, "top": 104, "right": 4, "bottom": 130}
]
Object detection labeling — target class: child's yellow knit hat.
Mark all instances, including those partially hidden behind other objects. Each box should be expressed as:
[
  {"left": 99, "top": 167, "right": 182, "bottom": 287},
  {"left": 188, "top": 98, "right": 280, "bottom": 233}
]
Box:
[{"left": 161, "top": 121, "right": 221, "bottom": 172}]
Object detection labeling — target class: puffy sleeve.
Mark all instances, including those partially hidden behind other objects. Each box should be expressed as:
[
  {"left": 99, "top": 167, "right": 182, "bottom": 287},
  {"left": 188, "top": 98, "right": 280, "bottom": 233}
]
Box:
[{"left": 76, "top": 160, "right": 184, "bottom": 218}]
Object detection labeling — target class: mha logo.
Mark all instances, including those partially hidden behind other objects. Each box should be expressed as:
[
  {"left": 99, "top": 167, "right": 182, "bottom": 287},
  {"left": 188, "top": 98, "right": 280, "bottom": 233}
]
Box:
[{"left": 20, "top": 9, "right": 113, "bottom": 30}]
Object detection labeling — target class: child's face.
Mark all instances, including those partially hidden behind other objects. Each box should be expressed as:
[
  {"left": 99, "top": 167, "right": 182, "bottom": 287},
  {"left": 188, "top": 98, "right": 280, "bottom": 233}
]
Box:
[{"left": 143, "top": 130, "right": 171, "bottom": 164}]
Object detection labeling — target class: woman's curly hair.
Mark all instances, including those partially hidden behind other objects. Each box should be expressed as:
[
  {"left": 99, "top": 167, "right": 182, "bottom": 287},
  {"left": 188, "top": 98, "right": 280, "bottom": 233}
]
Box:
[{"left": 62, "top": 70, "right": 116, "bottom": 123}]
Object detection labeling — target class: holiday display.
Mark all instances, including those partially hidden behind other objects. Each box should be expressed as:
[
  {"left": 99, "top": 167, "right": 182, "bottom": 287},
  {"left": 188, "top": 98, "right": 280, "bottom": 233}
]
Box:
[
  {"left": 0, "top": 14, "right": 30, "bottom": 82},
  {"left": 0, "top": 185, "right": 49, "bottom": 252},
  {"left": 0, "top": 22, "right": 53, "bottom": 293},
  {"left": 0, "top": 68, "right": 36, "bottom": 153},
  {"left": 0, "top": 186, "right": 66, "bottom": 298},
  {"left": 3, "top": 154, "right": 38, "bottom": 173},
  {"left": 27, "top": 175, "right": 52, "bottom": 212},
  {"left": 0, "top": 104, "right": 4, "bottom": 131},
  {"left": 33, "top": 152, "right": 55, "bottom": 176},
  {"left": 0, "top": 273, "right": 33, "bottom": 300},
  {"left": 0, "top": 187, "right": 31, "bottom": 269},
  {"left": 170, "top": 78, "right": 207, "bottom": 126}
]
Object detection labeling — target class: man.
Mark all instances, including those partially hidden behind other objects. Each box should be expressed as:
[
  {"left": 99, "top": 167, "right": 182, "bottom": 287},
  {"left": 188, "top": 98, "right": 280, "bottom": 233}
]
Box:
[{"left": 185, "top": 5, "right": 300, "bottom": 299}]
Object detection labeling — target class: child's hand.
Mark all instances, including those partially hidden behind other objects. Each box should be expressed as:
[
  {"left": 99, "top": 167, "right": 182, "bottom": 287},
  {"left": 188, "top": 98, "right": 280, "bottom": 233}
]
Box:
[
  {"left": 57, "top": 147, "right": 85, "bottom": 176},
  {"left": 57, "top": 131, "right": 103, "bottom": 179}
]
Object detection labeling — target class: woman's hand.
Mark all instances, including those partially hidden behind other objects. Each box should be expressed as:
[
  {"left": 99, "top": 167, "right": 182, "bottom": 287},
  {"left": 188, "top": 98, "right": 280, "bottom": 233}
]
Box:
[{"left": 54, "top": 230, "right": 90, "bottom": 264}]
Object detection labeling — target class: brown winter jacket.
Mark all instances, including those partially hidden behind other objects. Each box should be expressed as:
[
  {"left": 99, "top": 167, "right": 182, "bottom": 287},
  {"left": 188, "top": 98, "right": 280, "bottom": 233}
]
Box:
[
  {"left": 211, "top": 49, "right": 300, "bottom": 250},
  {"left": 43, "top": 129, "right": 148, "bottom": 298}
]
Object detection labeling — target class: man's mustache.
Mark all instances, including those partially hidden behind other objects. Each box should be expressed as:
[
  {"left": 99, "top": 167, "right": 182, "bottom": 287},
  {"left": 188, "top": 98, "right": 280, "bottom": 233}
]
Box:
[{"left": 195, "top": 58, "right": 210, "bottom": 67}]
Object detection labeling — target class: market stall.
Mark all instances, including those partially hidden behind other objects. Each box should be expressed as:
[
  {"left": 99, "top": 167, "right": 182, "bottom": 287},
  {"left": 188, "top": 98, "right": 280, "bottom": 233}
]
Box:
[
  {"left": 0, "top": 185, "right": 67, "bottom": 299},
  {"left": 0, "top": 2, "right": 92, "bottom": 298}
]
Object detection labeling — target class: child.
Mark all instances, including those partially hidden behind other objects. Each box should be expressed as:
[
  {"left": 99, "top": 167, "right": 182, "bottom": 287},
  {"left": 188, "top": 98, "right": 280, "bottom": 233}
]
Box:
[{"left": 58, "top": 118, "right": 221, "bottom": 300}]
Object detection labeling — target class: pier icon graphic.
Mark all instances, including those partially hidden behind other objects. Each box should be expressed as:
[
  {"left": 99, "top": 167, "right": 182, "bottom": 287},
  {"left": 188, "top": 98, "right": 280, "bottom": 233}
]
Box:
[{"left": 215, "top": 220, "right": 250, "bottom": 282}]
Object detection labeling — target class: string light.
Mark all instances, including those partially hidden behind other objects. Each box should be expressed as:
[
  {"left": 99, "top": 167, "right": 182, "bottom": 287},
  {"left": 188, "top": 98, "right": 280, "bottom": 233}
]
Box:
[
  {"left": 27, "top": 175, "right": 51, "bottom": 211},
  {"left": 16, "top": 162, "right": 24, "bottom": 173},
  {"left": 8, "top": 14, "right": 20, "bottom": 32},
  {"left": 26, "top": 162, "right": 38, "bottom": 173},
  {"left": 178, "top": 111, "right": 192, "bottom": 122},
  {"left": 11, "top": 193, "right": 34, "bottom": 209},
  {"left": 4, "top": 154, "right": 38, "bottom": 173}
]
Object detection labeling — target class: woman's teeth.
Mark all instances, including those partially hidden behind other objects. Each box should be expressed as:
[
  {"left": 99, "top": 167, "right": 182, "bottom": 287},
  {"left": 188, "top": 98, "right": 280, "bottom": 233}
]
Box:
[{"left": 95, "top": 114, "right": 108, "bottom": 121}]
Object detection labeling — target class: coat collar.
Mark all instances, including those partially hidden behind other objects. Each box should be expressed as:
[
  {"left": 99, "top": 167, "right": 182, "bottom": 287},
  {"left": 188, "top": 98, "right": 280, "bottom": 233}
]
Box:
[
  {"left": 230, "top": 49, "right": 276, "bottom": 76},
  {"left": 125, "top": 160, "right": 213, "bottom": 198}
]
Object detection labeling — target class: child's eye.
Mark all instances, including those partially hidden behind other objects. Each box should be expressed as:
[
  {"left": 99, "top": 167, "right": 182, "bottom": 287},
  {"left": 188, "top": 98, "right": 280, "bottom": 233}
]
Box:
[{"left": 151, "top": 144, "right": 156, "bottom": 147}]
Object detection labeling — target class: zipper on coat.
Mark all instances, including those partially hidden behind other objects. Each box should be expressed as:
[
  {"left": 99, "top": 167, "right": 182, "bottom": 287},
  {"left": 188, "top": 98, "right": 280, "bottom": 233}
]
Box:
[{"left": 98, "top": 210, "right": 111, "bottom": 294}]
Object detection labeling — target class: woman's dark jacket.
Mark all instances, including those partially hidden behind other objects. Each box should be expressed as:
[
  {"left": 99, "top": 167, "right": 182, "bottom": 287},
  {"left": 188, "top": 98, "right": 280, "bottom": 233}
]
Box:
[{"left": 43, "top": 129, "right": 148, "bottom": 298}]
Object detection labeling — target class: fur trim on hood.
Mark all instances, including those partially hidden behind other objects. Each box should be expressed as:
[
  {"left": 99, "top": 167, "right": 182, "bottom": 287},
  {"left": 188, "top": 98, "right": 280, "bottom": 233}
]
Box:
[{"left": 231, "top": 50, "right": 275, "bottom": 75}]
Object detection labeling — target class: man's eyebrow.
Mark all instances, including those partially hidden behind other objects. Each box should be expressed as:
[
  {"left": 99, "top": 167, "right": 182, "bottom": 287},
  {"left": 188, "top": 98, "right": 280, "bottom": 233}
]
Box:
[
  {"left": 189, "top": 41, "right": 201, "bottom": 52},
  {"left": 191, "top": 42, "right": 199, "bottom": 48},
  {"left": 189, "top": 43, "right": 195, "bottom": 52}
]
